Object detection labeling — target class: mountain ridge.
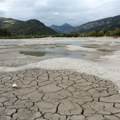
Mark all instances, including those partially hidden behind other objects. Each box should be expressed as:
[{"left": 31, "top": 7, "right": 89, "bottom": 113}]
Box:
[
  {"left": 0, "top": 18, "right": 57, "bottom": 36},
  {"left": 50, "top": 23, "right": 75, "bottom": 34},
  {"left": 0, "top": 15, "right": 120, "bottom": 36},
  {"left": 75, "top": 15, "right": 120, "bottom": 33},
  {"left": 50, "top": 15, "right": 120, "bottom": 34}
]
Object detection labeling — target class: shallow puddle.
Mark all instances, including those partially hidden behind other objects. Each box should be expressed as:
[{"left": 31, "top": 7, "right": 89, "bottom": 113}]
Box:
[{"left": 20, "top": 48, "right": 87, "bottom": 59}]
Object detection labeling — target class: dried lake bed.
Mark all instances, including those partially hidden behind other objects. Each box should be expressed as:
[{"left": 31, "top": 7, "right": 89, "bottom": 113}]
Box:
[
  {"left": 0, "top": 37, "right": 120, "bottom": 86},
  {"left": 1, "top": 37, "right": 120, "bottom": 120}
]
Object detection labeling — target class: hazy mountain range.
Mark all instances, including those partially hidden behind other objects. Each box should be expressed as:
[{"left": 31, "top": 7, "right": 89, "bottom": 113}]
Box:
[
  {"left": 50, "top": 15, "right": 120, "bottom": 34},
  {"left": 50, "top": 23, "right": 75, "bottom": 34},
  {"left": 0, "top": 15, "right": 120, "bottom": 36}
]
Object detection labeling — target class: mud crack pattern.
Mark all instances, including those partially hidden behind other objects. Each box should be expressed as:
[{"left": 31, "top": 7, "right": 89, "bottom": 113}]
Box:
[{"left": 0, "top": 69, "right": 120, "bottom": 120}]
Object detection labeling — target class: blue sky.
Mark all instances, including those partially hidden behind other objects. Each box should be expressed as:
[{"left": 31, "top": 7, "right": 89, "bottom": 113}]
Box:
[{"left": 0, "top": 0, "right": 120, "bottom": 26}]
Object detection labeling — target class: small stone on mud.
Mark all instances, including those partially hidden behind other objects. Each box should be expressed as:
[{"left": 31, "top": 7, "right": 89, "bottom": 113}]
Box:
[{"left": 12, "top": 83, "right": 18, "bottom": 88}]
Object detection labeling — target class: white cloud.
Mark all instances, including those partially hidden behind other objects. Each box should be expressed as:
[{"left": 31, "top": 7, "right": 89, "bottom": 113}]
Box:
[
  {"left": 0, "top": 0, "right": 120, "bottom": 25},
  {"left": 52, "top": 12, "right": 60, "bottom": 16}
]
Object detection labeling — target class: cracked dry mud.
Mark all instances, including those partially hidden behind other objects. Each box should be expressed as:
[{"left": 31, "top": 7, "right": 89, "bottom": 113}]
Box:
[{"left": 0, "top": 69, "right": 120, "bottom": 120}]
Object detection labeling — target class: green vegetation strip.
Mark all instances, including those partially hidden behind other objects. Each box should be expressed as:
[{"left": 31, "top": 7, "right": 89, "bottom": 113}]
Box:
[
  {"left": 97, "top": 49, "right": 114, "bottom": 52},
  {"left": 20, "top": 51, "right": 45, "bottom": 57},
  {"left": 82, "top": 45, "right": 99, "bottom": 48}
]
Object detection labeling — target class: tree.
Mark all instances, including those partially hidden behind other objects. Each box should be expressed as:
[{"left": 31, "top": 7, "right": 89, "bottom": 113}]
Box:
[{"left": 0, "top": 28, "right": 11, "bottom": 37}]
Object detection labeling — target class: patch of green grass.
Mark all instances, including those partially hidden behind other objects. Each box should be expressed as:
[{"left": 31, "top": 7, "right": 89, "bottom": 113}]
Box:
[
  {"left": 97, "top": 49, "right": 114, "bottom": 52},
  {"left": 20, "top": 51, "right": 45, "bottom": 57},
  {"left": 82, "top": 44, "right": 98, "bottom": 48}
]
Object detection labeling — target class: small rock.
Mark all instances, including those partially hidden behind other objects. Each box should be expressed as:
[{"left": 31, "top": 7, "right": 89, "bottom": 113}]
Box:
[{"left": 12, "top": 83, "right": 18, "bottom": 88}]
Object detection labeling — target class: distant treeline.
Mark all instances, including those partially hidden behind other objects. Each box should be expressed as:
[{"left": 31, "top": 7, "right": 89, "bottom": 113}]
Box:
[
  {"left": 0, "top": 28, "right": 120, "bottom": 38},
  {"left": 0, "top": 28, "right": 50, "bottom": 39},
  {"left": 0, "top": 28, "right": 11, "bottom": 37},
  {"left": 52, "top": 28, "right": 120, "bottom": 37}
]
